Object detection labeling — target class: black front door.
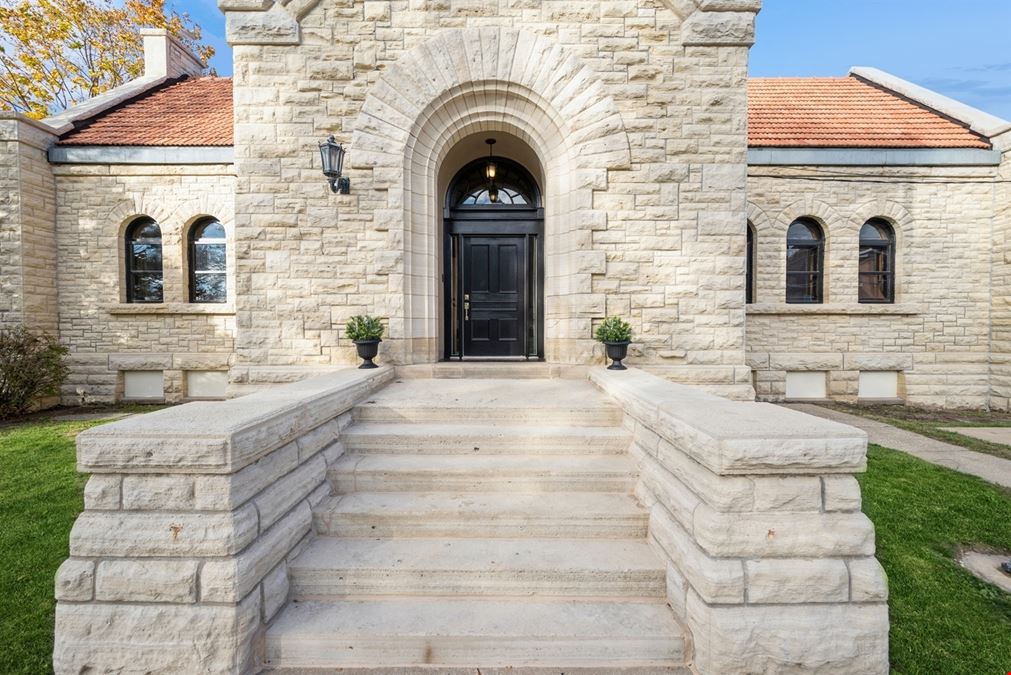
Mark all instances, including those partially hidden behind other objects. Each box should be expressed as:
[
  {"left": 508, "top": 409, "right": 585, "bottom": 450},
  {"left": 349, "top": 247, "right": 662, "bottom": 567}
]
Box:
[{"left": 462, "top": 236, "right": 526, "bottom": 357}]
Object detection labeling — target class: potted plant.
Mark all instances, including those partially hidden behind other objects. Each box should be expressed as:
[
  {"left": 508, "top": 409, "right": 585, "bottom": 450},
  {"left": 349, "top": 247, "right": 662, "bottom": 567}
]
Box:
[
  {"left": 345, "top": 315, "right": 384, "bottom": 369},
  {"left": 594, "top": 316, "right": 633, "bottom": 371}
]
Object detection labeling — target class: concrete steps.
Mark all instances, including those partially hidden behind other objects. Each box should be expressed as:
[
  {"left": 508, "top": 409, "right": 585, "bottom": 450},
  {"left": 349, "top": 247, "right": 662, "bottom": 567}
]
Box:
[
  {"left": 312, "top": 491, "right": 648, "bottom": 538},
  {"left": 264, "top": 598, "right": 687, "bottom": 670},
  {"left": 288, "top": 537, "right": 666, "bottom": 599},
  {"left": 353, "top": 378, "right": 623, "bottom": 426},
  {"left": 329, "top": 454, "right": 638, "bottom": 492},
  {"left": 342, "top": 422, "right": 632, "bottom": 455},
  {"left": 265, "top": 377, "right": 688, "bottom": 672}
]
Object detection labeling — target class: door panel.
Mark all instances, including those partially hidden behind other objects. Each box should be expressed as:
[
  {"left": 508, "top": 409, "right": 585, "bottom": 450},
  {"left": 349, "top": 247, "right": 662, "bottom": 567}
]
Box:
[{"left": 463, "top": 236, "right": 526, "bottom": 357}]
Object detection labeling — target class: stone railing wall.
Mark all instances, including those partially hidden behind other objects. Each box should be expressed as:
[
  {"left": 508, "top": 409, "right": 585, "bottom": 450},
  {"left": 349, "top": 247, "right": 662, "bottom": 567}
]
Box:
[
  {"left": 590, "top": 368, "right": 888, "bottom": 675},
  {"left": 53, "top": 367, "right": 394, "bottom": 674}
]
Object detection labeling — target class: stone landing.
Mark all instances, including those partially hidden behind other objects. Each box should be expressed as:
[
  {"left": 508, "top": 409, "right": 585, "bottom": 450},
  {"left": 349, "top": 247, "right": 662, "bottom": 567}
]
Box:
[{"left": 263, "top": 378, "right": 690, "bottom": 672}]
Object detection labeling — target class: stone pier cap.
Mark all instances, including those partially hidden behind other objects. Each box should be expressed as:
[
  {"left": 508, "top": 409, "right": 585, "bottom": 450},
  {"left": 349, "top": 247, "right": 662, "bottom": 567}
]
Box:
[
  {"left": 76, "top": 366, "right": 395, "bottom": 474},
  {"left": 591, "top": 368, "right": 868, "bottom": 475}
]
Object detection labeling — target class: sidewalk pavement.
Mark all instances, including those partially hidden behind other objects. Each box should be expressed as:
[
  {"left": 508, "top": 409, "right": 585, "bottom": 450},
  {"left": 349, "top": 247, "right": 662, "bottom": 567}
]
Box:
[{"left": 783, "top": 404, "right": 1011, "bottom": 490}]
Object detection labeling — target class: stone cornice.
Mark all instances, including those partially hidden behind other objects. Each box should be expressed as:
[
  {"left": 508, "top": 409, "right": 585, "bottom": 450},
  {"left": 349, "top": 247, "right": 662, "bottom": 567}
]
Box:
[{"left": 218, "top": 0, "right": 762, "bottom": 46}]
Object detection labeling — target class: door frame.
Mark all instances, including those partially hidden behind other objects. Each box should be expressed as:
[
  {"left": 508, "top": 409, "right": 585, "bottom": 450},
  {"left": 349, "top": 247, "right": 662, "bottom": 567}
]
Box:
[{"left": 443, "top": 207, "right": 544, "bottom": 360}]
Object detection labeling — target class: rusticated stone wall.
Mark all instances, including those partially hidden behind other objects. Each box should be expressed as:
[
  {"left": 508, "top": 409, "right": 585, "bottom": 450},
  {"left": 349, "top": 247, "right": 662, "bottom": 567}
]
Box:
[
  {"left": 54, "top": 367, "right": 394, "bottom": 674},
  {"left": 591, "top": 367, "right": 888, "bottom": 674},
  {"left": 989, "top": 136, "right": 1011, "bottom": 409},
  {"left": 747, "top": 162, "right": 1004, "bottom": 409},
  {"left": 0, "top": 116, "right": 58, "bottom": 333},
  {"left": 224, "top": 0, "right": 759, "bottom": 372},
  {"left": 53, "top": 163, "right": 237, "bottom": 403}
]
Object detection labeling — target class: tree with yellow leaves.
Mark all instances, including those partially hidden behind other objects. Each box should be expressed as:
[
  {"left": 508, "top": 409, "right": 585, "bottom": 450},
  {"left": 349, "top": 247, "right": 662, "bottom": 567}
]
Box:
[{"left": 0, "top": 0, "right": 214, "bottom": 119}]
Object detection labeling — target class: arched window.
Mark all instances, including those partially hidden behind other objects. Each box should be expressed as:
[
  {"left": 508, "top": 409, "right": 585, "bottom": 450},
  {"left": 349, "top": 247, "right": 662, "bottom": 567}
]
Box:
[
  {"left": 188, "top": 218, "right": 227, "bottom": 303},
  {"left": 859, "top": 219, "right": 895, "bottom": 303},
  {"left": 746, "top": 222, "right": 756, "bottom": 304},
  {"left": 786, "top": 218, "right": 824, "bottom": 304},
  {"left": 447, "top": 157, "right": 539, "bottom": 208},
  {"left": 125, "top": 217, "right": 163, "bottom": 303}
]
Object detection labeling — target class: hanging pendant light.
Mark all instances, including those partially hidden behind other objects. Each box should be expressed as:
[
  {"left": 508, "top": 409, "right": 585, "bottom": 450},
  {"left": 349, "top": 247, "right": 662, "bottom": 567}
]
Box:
[{"left": 485, "top": 138, "right": 499, "bottom": 203}]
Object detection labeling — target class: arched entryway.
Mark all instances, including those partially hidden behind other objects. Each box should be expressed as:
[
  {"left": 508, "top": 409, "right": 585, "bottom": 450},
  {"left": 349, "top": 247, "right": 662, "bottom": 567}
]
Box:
[{"left": 443, "top": 151, "right": 544, "bottom": 360}]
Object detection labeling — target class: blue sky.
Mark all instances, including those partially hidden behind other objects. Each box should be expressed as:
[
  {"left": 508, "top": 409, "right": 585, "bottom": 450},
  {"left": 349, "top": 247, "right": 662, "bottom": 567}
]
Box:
[{"left": 178, "top": 0, "right": 1011, "bottom": 120}]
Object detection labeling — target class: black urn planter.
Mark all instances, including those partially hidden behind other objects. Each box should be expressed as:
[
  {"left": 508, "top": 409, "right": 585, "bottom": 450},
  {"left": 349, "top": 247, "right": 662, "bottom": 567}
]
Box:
[
  {"left": 354, "top": 339, "right": 381, "bottom": 369},
  {"left": 604, "top": 341, "right": 630, "bottom": 370}
]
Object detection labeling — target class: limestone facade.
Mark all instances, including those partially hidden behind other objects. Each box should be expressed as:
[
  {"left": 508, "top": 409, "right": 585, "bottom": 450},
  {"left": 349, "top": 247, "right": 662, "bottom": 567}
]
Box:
[
  {"left": 747, "top": 144, "right": 1011, "bottom": 408},
  {"left": 0, "top": 2, "right": 1009, "bottom": 411}
]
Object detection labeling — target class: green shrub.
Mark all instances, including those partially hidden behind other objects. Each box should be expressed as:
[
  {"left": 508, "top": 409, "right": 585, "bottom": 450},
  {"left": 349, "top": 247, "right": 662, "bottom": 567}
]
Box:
[
  {"left": 594, "top": 316, "right": 632, "bottom": 343},
  {"left": 0, "top": 327, "right": 68, "bottom": 419},
  {"left": 345, "top": 315, "right": 385, "bottom": 342}
]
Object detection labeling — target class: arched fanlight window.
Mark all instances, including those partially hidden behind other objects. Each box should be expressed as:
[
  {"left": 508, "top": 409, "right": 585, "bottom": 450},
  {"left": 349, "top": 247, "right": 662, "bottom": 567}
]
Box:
[
  {"left": 859, "top": 219, "right": 895, "bottom": 304},
  {"left": 188, "top": 218, "right": 227, "bottom": 303},
  {"left": 746, "top": 222, "right": 756, "bottom": 304},
  {"left": 125, "top": 217, "right": 163, "bottom": 303},
  {"left": 786, "top": 218, "right": 824, "bottom": 304},
  {"left": 448, "top": 157, "right": 539, "bottom": 208}
]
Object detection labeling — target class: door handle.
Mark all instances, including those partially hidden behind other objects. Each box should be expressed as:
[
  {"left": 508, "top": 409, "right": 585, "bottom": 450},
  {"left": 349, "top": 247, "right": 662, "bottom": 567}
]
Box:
[{"left": 464, "top": 301, "right": 470, "bottom": 321}]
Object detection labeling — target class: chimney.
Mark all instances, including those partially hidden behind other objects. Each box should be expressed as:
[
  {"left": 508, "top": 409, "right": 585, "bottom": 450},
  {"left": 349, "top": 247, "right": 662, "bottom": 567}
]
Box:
[{"left": 141, "top": 28, "right": 206, "bottom": 79}]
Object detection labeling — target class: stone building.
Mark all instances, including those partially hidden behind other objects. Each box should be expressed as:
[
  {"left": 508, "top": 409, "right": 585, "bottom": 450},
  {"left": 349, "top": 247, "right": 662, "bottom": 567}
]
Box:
[{"left": 1, "top": 1, "right": 1008, "bottom": 673}]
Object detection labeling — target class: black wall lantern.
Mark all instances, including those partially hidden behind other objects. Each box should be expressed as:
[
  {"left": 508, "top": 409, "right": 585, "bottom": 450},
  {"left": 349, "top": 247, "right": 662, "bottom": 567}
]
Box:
[{"left": 319, "top": 135, "right": 350, "bottom": 194}]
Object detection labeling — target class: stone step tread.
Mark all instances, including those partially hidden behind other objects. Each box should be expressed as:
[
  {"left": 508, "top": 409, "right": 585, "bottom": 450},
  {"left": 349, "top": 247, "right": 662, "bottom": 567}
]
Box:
[
  {"left": 265, "top": 598, "right": 686, "bottom": 668},
  {"left": 290, "top": 536, "right": 665, "bottom": 576},
  {"left": 312, "top": 492, "right": 648, "bottom": 538},
  {"left": 330, "top": 453, "right": 638, "bottom": 483},
  {"left": 315, "top": 492, "right": 646, "bottom": 521},
  {"left": 341, "top": 422, "right": 632, "bottom": 455},
  {"left": 362, "top": 378, "right": 617, "bottom": 410}
]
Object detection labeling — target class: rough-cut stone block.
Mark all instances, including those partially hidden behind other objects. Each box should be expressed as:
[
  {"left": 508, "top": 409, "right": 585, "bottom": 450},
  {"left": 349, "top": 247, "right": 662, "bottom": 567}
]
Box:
[
  {"left": 83, "top": 475, "right": 120, "bottom": 510},
  {"left": 591, "top": 369, "right": 868, "bottom": 476},
  {"left": 77, "top": 368, "right": 394, "bottom": 473},
  {"left": 108, "top": 353, "right": 173, "bottom": 370},
  {"left": 195, "top": 441, "right": 299, "bottom": 511},
  {"left": 95, "top": 560, "right": 199, "bottom": 603},
  {"left": 122, "top": 475, "right": 195, "bottom": 510},
  {"left": 55, "top": 558, "right": 94, "bottom": 601},
  {"left": 682, "top": 11, "right": 756, "bottom": 46},
  {"left": 693, "top": 504, "right": 876, "bottom": 558},
  {"left": 200, "top": 501, "right": 311, "bottom": 602},
  {"left": 687, "top": 590, "right": 889, "bottom": 675},
  {"left": 751, "top": 476, "right": 822, "bottom": 511},
  {"left": 225, "top": 6, "right": 299, "bottom": 45},
  {"left": 823, "top": 475, "right": 863, "bottom": 512},
  {"left": 261, "top": 560, "right": 290, "bottom": 622},
  {"left": 745, "top": 558, "right": 849, "bottom": 604},
  {"left": 54, "top": 593, "right": 261, "bottom": 675},
  {"left": 252, "top": 454, "right": 325, "bottom": 531},
  {"left": 849, "top": 557, "right": 889, "bottom": 602},
  {"left": 69, "top": 505, "right": 258, "bottom": 557},
  {"left": 649, "top": 505, "right": 745, "bottom": 604}
]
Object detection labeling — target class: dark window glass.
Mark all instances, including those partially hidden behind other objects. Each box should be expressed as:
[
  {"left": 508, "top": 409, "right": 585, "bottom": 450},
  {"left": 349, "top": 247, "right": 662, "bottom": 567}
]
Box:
[
  {"left": 786, "top": 218, "right": 824, "bottom": 304},
  {"left": 746, "top": 224, "right": 755, "bottom": 304},
  {"left": 125, "top": 218, "right": 163, "bottom": 303},
  {"left": 859, "top": 219, "right": 895, "bottom": 303},
  {"left": 189, "top": 219, "right": 227, "bottom": 303},
  {"left": 448, "top": 157, "right": 539, "bottom": 208}
]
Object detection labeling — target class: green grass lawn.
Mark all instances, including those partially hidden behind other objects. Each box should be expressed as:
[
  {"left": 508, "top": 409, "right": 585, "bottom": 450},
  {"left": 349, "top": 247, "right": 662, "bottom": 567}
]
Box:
[
  {"left": 831, "top": 402, "right": 1011, "bottom": 461},
  {"left": 859, "top": 444, "right": 1011, "bottom": 674},
  {"left": 0, "top": 416, "right": 1009, "bottom": 673}
]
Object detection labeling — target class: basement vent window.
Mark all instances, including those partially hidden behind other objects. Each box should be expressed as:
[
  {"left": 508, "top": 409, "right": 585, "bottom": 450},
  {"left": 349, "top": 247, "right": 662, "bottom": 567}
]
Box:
[
  {"left": 186, "top": 371, "right": 228, "bottom": 399},
  {"left": 859, "top": 371, "right": 899, "bottom": 400},
  {"left": 122, "top": 371, "right": 164, "bottom": 400},
  {"left": 785, "top": 371, "right": 827, "bottom": 400}
]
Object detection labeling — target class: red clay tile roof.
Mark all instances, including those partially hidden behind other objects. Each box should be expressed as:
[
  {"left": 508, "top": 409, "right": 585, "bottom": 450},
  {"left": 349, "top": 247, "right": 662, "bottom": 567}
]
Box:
[
  {"left": 58, "top": 74, "right": 992, "bottom": 150},
  {"left": 58, "top": 76, "right": 233, "bottom": 146},
  {"left": 748, "top": 76, "right": 991, "bottom": 149}
]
